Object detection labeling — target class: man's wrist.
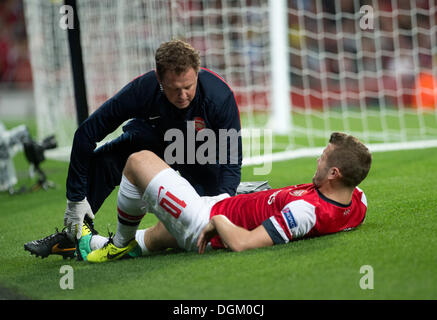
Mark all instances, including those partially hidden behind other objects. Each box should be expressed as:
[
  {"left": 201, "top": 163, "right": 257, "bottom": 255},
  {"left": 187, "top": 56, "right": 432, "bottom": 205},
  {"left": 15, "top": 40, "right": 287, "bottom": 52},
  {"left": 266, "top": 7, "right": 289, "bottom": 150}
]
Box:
[{"left": 67, "top": 196, "right": 87, "bottom": 204}]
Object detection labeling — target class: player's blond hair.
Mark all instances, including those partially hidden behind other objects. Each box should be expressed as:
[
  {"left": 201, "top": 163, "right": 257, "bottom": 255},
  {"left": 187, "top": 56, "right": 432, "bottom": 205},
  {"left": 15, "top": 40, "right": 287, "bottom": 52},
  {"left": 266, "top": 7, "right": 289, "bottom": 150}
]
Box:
[
  {"left": 327, "top": 132, "right": 372, "bottom": 187},
  {"left": 155, "top": 39, "right": 200, "bottom": 80}
]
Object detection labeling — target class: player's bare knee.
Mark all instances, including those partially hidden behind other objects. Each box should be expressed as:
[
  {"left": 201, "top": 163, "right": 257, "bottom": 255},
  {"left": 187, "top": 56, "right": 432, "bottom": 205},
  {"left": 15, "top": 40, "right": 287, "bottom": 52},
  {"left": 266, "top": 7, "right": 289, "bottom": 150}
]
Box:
[
  {"left": 123, "top": 153, "right": 138, "bottom": 181},
  {"left": 130, "top": 150, "right": 154, "bottom": 163},
  {"left": 125, "top": 150, "right": 153, "bottom": 173},
  {"left": 124, "top": 150, "right": 169, "bottom": 188}
]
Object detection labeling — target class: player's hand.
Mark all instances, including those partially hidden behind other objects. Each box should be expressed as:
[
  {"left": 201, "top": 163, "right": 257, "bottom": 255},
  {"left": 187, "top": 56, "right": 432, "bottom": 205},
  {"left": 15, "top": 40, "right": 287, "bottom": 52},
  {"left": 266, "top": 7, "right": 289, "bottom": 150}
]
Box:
[
  {"left": 197, "top": 220, "right": 217, "bottom": 254},
  {"left": 64, "top": 197, "right": 95, "bottom": 240}
]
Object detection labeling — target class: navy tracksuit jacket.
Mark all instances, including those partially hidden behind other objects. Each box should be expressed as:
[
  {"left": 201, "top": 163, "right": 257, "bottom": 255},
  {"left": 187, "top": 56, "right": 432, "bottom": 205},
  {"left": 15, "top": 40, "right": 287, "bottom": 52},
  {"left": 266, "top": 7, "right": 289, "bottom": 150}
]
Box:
[{"left": 66, "top": 68, "right": 242, "bottom": 215}]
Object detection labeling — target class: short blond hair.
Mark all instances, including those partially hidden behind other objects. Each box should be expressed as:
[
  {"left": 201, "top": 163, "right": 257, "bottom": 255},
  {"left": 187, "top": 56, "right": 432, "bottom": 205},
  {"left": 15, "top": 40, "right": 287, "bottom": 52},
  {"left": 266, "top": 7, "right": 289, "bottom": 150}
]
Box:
[{"left": 155, "top": 39, "right": 200, "bottom": 79}]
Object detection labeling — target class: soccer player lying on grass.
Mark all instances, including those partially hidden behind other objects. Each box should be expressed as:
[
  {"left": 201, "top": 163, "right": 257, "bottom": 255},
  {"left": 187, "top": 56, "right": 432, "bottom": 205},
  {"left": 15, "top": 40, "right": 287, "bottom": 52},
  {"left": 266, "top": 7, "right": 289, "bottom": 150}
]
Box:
[{"left": 83, "top": 132, "right": 372, "bottom": 262}]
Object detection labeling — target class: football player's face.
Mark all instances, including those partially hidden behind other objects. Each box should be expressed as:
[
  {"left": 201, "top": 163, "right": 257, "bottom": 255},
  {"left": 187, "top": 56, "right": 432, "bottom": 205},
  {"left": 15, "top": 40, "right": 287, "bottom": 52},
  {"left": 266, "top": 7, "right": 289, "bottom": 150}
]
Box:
[
  {"left": 160, "top": 68, "right": 198, "bottom": 109},
  {"left": 312, "top": 144, "right": 333, "bottom": 187}
]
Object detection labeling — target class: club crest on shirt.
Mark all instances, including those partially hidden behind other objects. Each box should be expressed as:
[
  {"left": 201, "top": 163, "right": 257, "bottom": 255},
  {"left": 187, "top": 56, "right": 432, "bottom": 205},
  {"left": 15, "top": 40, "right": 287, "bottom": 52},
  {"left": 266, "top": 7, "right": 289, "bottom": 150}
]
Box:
[
  {"left": 289, "top": 189, "right": 307, "bottom": 197},
  {"left": 194, "top": 117, "right": 205, "bottom": 131}
]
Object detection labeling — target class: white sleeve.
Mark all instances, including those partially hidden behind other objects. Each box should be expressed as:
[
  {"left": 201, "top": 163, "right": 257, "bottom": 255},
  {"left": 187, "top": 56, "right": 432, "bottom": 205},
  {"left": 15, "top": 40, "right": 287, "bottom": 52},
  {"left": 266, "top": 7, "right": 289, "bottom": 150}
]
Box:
[
  {"left": 356, "top": 187, "right": 368, "bottom": 207},
  {"left": 279, "top": 200, "right": 316, "bottom": 239},
  {"left": 361, "top": 192, "right": 368, "bottom": 207}
]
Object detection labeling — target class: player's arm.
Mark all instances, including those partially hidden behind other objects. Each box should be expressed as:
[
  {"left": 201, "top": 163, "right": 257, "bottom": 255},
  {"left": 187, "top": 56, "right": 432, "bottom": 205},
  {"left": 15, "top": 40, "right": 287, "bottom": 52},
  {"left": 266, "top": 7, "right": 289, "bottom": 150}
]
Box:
[{"left": 197, "top": 215, "right": 273, "bottom": 254}]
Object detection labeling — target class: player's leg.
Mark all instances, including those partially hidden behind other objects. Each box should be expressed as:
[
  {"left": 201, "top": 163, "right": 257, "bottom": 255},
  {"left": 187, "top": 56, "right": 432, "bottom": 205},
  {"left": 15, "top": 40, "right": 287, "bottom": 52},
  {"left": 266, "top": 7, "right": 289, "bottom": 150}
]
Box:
[
  {"left": 86, "top": 171, "right": 148, "bottom": 262},
  {"left": 87, "top": 150, "right": 169, "bottom": 262},
  {"left": 24, "top": 121, "right": 164, "bottom": 260},
  {"left": 24, "top": 131, "right": 149, "bottom": 260},
  {"left": 79, "top": 151, "right": 178, "bottom": 260},
  {"left": 136, "top": 221, "right": 179, "bottom": 254},
  {"left": 132, "top": 151, "right": 231, "bottom": 252},
  {"left": 83, "top": 222, "right": 179, "bottom": 258},
  {"left": 87, "top": 150, "right": 211, "bottom": 262}
]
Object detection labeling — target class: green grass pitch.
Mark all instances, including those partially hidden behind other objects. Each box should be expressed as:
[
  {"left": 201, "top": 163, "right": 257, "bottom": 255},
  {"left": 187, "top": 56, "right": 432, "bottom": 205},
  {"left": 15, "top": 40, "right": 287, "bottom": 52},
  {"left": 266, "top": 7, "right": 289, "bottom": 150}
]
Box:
[{"left": 0, "top": 121, "right": 436, "bottom": 300}]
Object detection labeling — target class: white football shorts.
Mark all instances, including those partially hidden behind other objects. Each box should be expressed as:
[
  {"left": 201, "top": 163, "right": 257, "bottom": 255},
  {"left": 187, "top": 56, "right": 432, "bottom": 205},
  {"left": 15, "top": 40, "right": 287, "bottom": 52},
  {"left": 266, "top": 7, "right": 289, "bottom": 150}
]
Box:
[{"left": 142, "top": 167, "right": 230, "bottom": 251}]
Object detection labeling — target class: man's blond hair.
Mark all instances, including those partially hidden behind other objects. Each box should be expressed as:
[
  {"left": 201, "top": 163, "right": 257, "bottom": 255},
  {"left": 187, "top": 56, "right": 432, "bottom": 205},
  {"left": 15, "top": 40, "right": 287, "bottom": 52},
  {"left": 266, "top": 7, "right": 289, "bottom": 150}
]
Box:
[{"left": 155, "top": 39, "right": 200, "bottom": 80}]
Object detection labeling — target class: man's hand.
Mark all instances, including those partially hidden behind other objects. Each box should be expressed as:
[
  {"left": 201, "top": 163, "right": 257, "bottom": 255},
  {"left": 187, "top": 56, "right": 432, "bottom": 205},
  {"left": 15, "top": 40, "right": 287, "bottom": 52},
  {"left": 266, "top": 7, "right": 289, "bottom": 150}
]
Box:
[
  {"left": 64, "top": 198, "right": 95, "bottom": 240},
  {"left": 197, "top": 220, "right": 218, "bottom": 254},
  {"left": 198, "top": 215, "right": 274, "bottom": 253}
]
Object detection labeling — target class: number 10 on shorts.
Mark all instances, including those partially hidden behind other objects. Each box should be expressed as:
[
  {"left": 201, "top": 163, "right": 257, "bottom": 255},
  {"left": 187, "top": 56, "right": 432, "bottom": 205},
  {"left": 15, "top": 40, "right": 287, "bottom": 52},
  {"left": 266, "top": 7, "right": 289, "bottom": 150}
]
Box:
[{"left": 159, "top": 190, "right": 187, "bottom": 219}]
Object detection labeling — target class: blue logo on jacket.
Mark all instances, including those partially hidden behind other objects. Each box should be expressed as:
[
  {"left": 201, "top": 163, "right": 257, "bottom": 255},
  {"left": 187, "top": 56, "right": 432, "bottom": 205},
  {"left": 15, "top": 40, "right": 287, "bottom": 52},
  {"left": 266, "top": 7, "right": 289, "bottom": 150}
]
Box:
[{"left": 282, "top": 207, "right": 297, "bottom": 230}]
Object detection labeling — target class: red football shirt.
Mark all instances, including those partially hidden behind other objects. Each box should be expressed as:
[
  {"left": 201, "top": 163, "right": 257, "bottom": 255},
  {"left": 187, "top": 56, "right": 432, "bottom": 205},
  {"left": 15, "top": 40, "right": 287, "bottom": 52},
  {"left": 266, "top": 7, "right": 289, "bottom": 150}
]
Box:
[{"left": 209, "top": 183, "right": 367, "bottom": 249}]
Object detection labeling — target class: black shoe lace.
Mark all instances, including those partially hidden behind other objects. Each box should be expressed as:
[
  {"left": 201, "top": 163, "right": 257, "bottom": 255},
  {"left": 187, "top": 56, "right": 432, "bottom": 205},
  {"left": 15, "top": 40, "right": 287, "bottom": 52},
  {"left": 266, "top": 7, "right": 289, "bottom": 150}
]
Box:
[
  {"left": 102, "top": 231, "right": 114, "bottom": 249},
  {"left": 36, "top": 227, "right": 65, "bottom": 244}
]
